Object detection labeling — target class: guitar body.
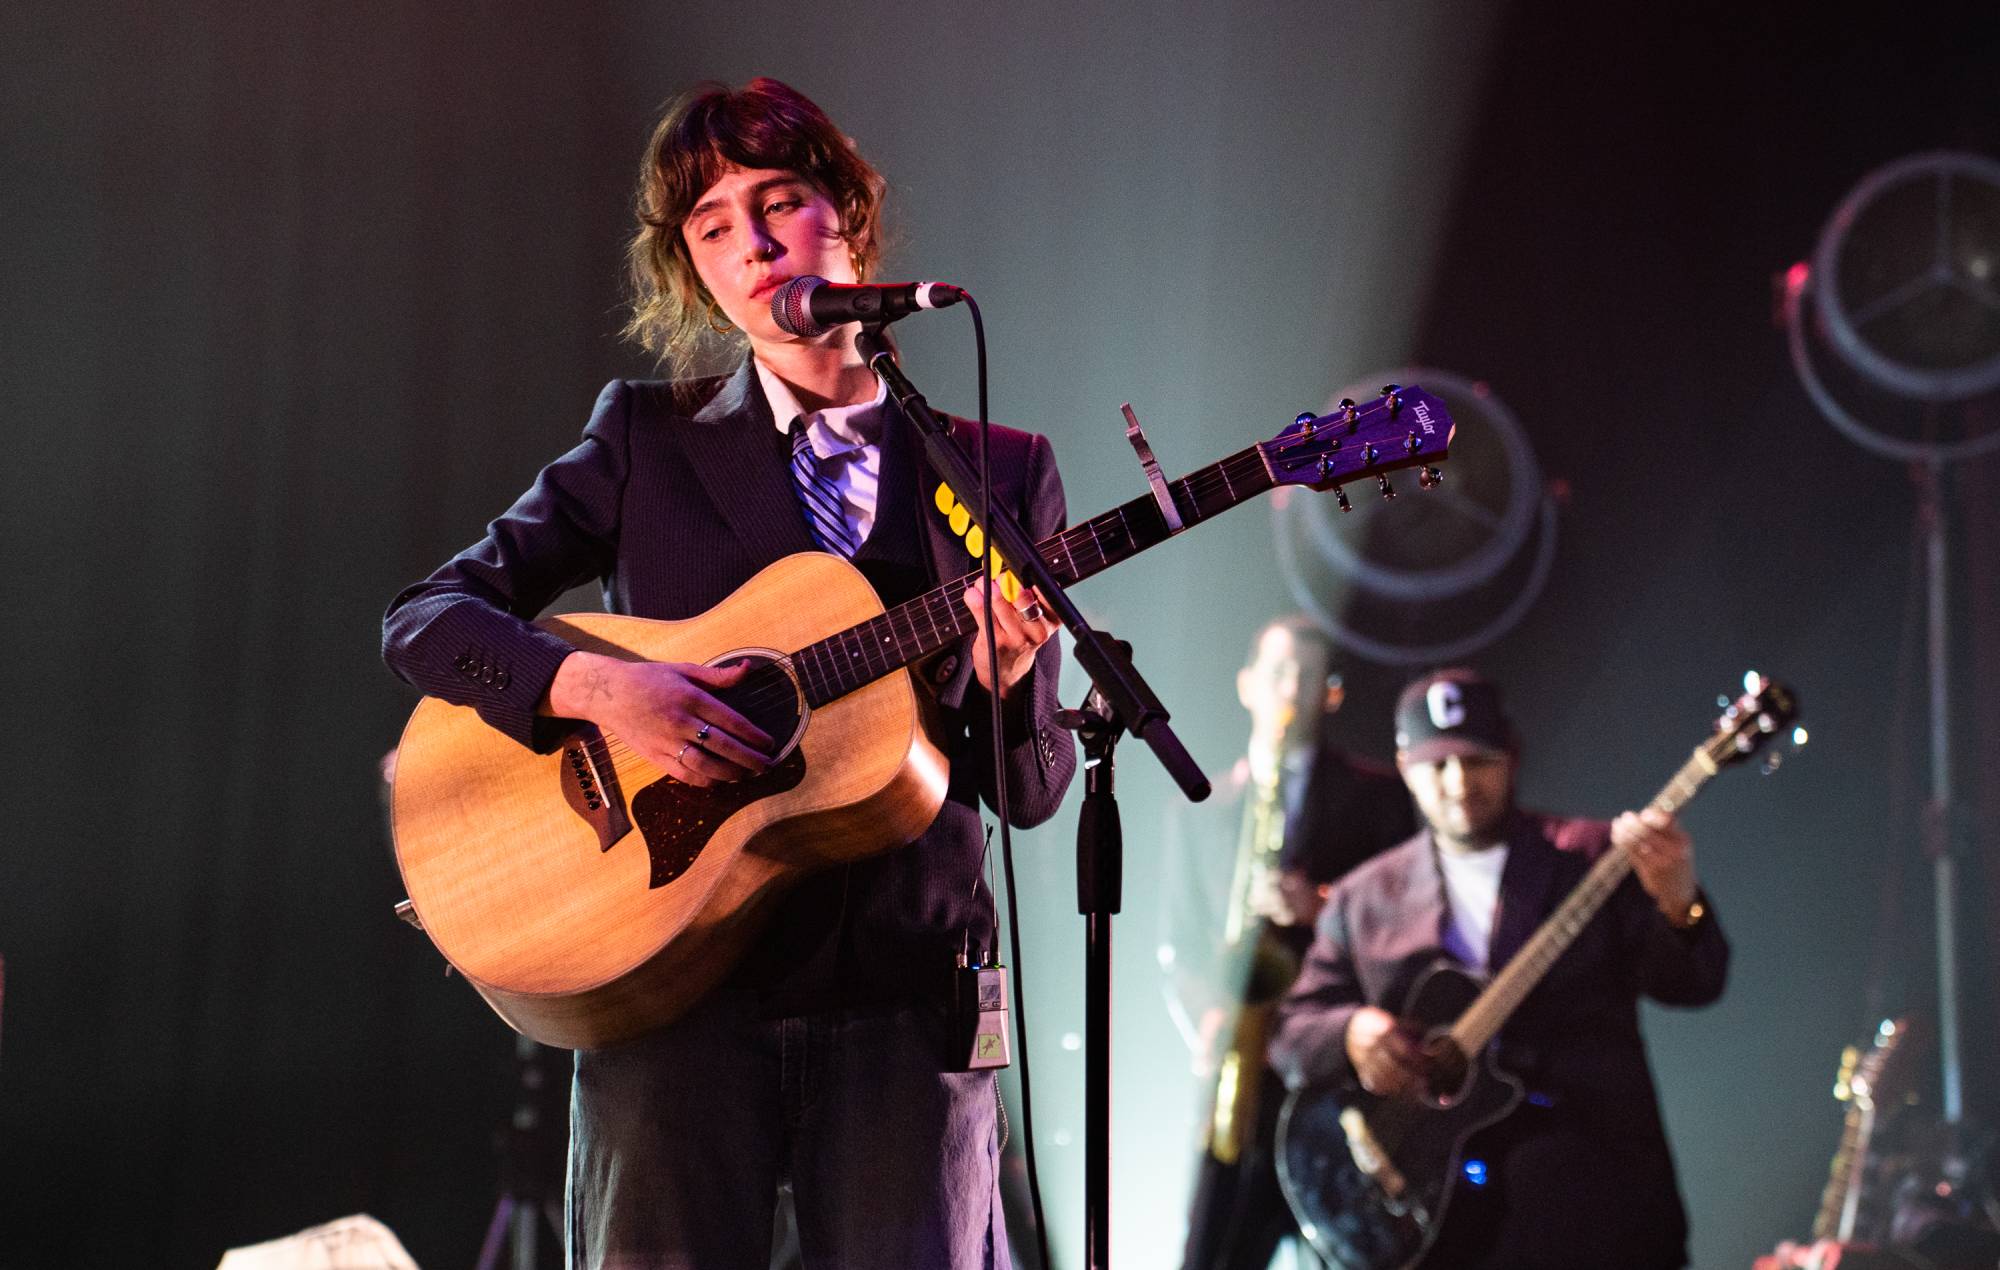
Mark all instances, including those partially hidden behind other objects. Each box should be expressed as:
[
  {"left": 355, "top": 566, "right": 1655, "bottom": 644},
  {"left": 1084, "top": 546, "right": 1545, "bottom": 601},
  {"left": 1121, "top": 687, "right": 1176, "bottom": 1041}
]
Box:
[
  {"left": 1277, "top": 961, "right": 1524, "bottom": 1270},
  {"left": 391, "top": 553, "right": 951, "bottom": 1050}
]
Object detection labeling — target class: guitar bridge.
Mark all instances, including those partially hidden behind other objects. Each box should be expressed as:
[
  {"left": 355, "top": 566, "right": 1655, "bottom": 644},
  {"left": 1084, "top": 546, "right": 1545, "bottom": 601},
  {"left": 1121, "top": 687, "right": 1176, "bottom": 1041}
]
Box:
[
  {"left": 559, "top": 729, "right": 631, "bottom": 852},
  {"left": 1340, "top": 1106, "right": 1422, "bottom": 1220}
]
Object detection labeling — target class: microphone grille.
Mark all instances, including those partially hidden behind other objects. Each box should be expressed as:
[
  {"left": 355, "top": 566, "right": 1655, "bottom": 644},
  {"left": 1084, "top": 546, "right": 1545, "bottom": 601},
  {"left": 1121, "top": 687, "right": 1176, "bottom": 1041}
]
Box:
[{"left": 771, "top": 276, "right": 827, "bottom": 337}]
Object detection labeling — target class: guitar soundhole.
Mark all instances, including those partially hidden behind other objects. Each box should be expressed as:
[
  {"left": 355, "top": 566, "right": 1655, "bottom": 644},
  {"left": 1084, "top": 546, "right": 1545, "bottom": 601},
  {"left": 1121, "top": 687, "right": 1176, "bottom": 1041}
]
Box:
[{"left": 706, "top": 650, "right": 808, "bottom": 760}]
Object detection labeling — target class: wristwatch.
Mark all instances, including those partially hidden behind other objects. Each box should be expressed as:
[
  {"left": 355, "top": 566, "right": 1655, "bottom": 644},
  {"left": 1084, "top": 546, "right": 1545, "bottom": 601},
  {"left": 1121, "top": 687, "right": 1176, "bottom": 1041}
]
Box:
[{"left": 1662, "top": 896, "right": 1707, "bottom": 930}]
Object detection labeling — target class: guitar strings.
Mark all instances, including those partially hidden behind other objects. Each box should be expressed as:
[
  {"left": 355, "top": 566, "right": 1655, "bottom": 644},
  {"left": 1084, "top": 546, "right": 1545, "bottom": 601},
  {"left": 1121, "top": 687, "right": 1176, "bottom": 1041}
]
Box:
[{"left": 573, "top": 448, "right": 1302, "bottom": 763}]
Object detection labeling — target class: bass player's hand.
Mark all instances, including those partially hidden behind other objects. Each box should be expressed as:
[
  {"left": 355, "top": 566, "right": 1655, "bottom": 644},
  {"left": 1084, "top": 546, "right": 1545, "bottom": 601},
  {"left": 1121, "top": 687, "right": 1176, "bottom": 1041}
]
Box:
[
  {"left": 1346, "top": 1005, "right": 1430, "bottom": 1099},
  {"left": 1615, "top": 807, "right": 1701, "bottom": 922},
  {"left": 546, "top": 652, "right": 775, "bottom": 787}
]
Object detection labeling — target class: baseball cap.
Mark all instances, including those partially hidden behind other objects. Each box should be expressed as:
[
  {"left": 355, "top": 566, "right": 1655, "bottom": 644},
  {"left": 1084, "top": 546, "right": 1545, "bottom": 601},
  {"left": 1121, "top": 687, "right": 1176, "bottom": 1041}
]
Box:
[{"left": 1395, "top": 669, "right": 1514, "bottom": 763}]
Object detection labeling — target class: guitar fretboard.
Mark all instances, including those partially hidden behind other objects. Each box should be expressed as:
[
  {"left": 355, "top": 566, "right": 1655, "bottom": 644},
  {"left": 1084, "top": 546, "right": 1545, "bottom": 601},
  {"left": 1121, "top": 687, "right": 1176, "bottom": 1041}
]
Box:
[
  {"left": 786, "top": 446, "right": 1275, "bottom": 707},
  {"left": 1446, "top": 747, "right": 1720, "bottom": 1057}
]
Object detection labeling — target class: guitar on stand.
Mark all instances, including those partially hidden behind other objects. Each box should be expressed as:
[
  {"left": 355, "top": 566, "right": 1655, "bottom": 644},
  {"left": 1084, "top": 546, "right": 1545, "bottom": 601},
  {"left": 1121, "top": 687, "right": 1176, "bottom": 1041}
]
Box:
[
  {"left": 1755, "top": 1016, "right": 1932, "bottom": 1270},
  {"left": 1814, "top": 1016, "right": 1929, "bottom": 1250},
  {"left": 391, "top": 389, "right": 1455, "bottom": 1049},
  {"left": 1276, "top": 674, "right": 1800, "bottom": 1270}
]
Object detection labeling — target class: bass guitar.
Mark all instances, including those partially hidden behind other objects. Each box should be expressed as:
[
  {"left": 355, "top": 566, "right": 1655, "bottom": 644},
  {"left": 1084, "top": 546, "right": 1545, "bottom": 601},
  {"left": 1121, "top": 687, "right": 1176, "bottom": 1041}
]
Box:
[
  {"left": 392, "top": 388, "right": 1453, "bottom": 1048},
  {"left": 1276, "top": 673, "right": 1799, "bottom": 1270}
]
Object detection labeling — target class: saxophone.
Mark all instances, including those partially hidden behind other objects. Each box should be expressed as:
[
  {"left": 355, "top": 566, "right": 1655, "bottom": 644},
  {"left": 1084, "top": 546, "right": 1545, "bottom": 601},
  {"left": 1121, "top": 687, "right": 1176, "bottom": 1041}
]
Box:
[{"left": 1206, "top": 750, "right": 1306, "bottom": 1165}]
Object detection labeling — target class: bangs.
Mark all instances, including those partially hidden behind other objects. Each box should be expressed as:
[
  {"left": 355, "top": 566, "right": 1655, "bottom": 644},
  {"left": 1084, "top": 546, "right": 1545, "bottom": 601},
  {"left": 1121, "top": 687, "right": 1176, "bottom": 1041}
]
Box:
[{"left": 655, "top": 85, "right": 847, "bottom": 228}]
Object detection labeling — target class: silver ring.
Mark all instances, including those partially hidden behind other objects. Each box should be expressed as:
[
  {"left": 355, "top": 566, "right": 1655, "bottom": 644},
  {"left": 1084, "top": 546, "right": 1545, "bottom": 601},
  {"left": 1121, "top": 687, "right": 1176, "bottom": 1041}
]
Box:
[
  {"left": 676, "top": 742, "right": 693, "bottom": 763},
  {"left": 1020, "top": 602, "right": 1044, "bottom": 623},
  {"left": 695, "top": 722, "right": 712, "bottom": 742}
]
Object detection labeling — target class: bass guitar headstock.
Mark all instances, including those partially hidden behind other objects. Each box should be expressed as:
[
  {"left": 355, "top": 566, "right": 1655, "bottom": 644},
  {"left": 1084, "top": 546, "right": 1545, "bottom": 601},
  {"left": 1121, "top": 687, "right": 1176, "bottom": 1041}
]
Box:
[
  {"left": 1259, "top": 385, "right": 1456, "bottom": 510},
  {"left": 1704, "top": 671, "right": 1803, "bottom": 774}
]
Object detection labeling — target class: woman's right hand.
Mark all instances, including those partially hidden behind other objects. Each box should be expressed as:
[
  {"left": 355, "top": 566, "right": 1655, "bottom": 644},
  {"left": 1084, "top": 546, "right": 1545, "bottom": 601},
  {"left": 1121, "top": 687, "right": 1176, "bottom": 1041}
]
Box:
[{"left": 547, "top": 652, "right": 775, "bottom": 787}]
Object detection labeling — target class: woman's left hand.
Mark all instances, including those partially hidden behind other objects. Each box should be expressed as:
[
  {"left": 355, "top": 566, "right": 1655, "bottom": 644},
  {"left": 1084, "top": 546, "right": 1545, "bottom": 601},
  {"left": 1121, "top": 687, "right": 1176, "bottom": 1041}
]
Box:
[{"left": 962, "top": 583, "right": 1056, "bottom": 699}]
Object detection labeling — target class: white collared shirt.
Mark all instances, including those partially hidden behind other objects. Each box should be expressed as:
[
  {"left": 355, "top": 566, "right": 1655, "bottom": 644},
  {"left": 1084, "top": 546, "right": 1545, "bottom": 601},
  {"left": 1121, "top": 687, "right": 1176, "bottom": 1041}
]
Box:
[{"left": 755, "top": 358, "right": 888, "bottom": 547}]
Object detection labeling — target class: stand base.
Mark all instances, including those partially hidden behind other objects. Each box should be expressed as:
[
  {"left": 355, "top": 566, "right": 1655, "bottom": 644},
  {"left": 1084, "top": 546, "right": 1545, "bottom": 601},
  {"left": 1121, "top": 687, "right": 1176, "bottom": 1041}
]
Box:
[{"left": 475, "top": 1192, "right": 562, "bottom": 1270}]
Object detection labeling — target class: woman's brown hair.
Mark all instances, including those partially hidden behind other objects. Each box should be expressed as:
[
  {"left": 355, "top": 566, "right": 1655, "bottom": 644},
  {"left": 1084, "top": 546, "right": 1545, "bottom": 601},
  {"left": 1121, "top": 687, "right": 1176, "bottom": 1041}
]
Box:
[{"left": 625, "top": 78, "right": 886, "bottom": 376}]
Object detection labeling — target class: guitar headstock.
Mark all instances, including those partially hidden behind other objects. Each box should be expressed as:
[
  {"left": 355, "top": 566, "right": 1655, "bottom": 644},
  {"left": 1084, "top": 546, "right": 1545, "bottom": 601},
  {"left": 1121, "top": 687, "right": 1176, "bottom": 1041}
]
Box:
[
  {"left": 1260, "top": 385, "right": 1457, "bottom": 508},
  {"left": 1840, "top": 1014, "right": 1929, "bottom": 1112},
  {"left": 1702, "top": 671, "right": 1802, "bottom": 773}
]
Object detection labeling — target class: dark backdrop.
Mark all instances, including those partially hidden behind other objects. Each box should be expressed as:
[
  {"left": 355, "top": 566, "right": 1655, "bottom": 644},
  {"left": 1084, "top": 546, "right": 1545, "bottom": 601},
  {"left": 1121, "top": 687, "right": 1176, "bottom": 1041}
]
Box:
[{"left": 3, "top": 2, "right": 1996, "bottom": 1267}]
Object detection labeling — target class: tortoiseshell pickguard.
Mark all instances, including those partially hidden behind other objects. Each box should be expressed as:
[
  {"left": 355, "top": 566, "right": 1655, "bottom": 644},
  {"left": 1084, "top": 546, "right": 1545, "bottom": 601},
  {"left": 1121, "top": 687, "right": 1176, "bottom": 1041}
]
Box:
[{"left": 628, "top": 747, "right": 807, "bottom": 888}]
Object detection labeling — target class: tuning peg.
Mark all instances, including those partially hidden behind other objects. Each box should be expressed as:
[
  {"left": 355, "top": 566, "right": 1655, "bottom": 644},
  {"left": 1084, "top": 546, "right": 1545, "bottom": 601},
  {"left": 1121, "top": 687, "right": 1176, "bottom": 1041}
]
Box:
[
  {"left": 1361, "top": 442, "right": 1379, "bottom": 466},
  {"left": 1380, "top": 384, "right": 1402, "bottom": 397},
  {"left": 1316, "top": 456, "right": 1332, "bottom": 481},
  {"left": 1340, "top": 398, "right": 1359, "bottom": 428},
  {"left": 1717, "top": 694, "right": 1731, "bottom": 709},
  {"left": 1376, "top": 473, "right": 1396, "bottom": 500},
  {"left": 1381, "top": 384, "right": 1404, "bottom": 417},
  {"left": 1295, "top": 411, "right": 1317, "bottom": 438},
  {"left": 1418, "top": 465, "right": 1443, "bottom": 489},
  {"left": 1334, "top": 486, "right": 1352, "bottom": 513},
  {"left": 1760, "top": 751, "right": 1785, "bottom": 775},
  {"left": 1404, "top": 431, "right": 1424, "bottom": 453}
]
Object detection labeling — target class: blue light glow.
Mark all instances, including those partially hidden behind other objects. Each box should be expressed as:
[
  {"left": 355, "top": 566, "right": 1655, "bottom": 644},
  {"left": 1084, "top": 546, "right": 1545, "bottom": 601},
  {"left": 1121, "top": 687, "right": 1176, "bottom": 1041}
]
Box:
[{"left": 1463, "top": 1158, "right": 1490, "bottom": 1187}]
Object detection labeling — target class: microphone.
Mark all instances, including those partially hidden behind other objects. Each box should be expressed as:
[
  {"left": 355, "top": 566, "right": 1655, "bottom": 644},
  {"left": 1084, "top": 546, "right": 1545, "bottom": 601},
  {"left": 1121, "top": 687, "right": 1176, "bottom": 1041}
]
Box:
[{"left": 770, "top": 275, "right": 964, "bottom": 337}]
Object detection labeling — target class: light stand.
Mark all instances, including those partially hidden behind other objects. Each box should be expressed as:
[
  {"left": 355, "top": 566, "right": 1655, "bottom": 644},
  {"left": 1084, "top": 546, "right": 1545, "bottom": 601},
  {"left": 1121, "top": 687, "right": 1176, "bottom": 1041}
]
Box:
[
  {"left": 1782, "top": 149, "right": 2000, "bottom": 1137},
  {"left": 474, "top": 1034, "right": 564, "bottom": 1270}
]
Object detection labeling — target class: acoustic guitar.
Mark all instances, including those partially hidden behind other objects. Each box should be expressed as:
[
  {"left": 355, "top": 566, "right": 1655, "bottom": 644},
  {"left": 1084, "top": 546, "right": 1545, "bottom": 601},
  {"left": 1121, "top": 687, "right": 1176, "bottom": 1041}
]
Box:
[
  {"left": 392, "top": 388, "right": 1454, "bottom": 1048},
  {"left": 1276, "top": 673, "right": 1799, "bottom": 1270}
]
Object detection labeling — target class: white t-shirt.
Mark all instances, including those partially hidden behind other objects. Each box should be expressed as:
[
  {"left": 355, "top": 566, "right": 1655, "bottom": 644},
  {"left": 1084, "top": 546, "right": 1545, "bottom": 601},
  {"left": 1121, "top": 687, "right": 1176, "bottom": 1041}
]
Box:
[{"left": 1437, "top": 844, "right": 1509, "bottom": 971}]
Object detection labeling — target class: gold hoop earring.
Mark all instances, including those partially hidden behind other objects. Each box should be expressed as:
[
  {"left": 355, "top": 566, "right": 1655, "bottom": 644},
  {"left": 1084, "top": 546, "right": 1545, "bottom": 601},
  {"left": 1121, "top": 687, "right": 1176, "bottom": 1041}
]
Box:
[{"left": 705, "top": 297, "right": 734, "bottom": 335}]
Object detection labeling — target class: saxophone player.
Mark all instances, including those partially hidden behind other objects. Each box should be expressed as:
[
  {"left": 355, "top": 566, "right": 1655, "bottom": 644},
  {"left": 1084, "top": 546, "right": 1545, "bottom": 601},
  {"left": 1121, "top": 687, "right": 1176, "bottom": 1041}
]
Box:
[{"left": 1158, "top": 617, "right": 1414, "bottom": 1270}]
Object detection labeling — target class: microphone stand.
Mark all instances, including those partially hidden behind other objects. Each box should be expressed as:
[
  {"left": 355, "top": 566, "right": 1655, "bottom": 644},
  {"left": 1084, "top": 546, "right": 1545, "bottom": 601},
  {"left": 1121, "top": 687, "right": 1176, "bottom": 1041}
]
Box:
[
  {"left": 1057, "top": 664, "right": 1130, "bottom": 1270},
  {"left": 853, "top": 324, "right": 1209, "bottom": 1270}
]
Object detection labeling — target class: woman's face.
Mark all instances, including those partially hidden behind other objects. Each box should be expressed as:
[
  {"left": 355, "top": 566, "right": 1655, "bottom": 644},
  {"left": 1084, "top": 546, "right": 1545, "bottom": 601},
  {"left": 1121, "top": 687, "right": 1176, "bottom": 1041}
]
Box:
[{"left": 681, "top": 164, "right": 857, "bottom": 348}]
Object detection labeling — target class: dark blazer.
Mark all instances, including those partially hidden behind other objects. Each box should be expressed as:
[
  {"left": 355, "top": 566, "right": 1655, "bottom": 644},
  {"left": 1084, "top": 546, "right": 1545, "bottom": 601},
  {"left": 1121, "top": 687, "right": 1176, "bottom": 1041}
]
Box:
[
  {"left": 1270, "top": 811, "right": 1730, "bottom": 1266},
  {"left": 383, "top": 361, "right": 1078, "bottom": 1013}
]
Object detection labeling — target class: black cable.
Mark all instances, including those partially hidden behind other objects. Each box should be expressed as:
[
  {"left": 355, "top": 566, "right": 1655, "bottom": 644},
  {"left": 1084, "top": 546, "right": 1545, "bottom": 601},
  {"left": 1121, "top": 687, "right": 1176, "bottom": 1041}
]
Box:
[{"left": 962, "top": 293, "right": 1055, "bottom": 1270}]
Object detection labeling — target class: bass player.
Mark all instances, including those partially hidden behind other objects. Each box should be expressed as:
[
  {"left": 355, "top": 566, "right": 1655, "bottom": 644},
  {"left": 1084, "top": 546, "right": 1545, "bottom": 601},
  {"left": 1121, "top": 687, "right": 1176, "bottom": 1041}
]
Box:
[{"left": 1270, "top": 668, "right": 1729, "bottom": 1269}]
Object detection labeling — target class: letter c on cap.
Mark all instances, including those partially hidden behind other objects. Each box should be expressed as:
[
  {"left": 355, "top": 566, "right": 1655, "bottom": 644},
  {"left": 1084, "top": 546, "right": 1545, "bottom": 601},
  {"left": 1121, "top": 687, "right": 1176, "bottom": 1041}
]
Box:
[{"left": 1427, "top": 682, "right": 1466, "bottom": 730}]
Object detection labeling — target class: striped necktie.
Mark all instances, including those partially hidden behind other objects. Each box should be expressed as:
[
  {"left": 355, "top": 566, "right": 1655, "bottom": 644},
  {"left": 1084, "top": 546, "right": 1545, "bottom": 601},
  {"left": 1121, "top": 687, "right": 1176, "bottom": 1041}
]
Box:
[{"left": 789, "top": 419, "right": 863, "bottom": 557}]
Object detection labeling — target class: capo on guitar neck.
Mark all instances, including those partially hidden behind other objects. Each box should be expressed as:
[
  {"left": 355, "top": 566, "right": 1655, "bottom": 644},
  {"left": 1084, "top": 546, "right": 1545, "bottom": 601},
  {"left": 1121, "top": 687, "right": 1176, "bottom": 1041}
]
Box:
[{"left": 1121, "top": 404, "right": 1184, "bottom": 533}]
